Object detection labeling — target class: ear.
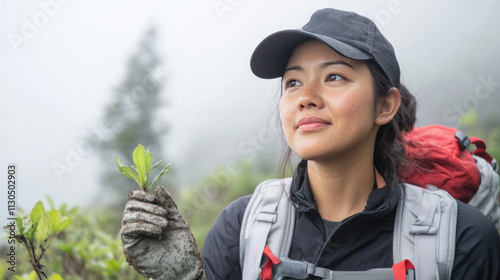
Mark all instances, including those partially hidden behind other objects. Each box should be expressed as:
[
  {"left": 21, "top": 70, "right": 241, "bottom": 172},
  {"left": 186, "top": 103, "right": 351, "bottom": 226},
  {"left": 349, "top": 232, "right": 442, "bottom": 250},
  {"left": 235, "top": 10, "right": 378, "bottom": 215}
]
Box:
[{"left": 375, "top": 87, "right": 401, "bottom": 126}]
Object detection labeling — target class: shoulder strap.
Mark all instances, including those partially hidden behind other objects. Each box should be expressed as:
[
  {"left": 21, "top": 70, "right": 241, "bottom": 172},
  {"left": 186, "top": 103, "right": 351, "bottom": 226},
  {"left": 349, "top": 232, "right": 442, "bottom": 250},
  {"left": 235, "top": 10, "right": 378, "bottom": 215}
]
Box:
[
  {"left": 240, "top": 179, "right": 420, "bottom": 280},
  {"left": 394, "top": 183, "right": 458, "bottom": 280},
  {"left": 240, "top": 178, "right": 295, "bottom": 280},
  {"left": 467, "top": 155, "right": 500, "bottom": 228}
]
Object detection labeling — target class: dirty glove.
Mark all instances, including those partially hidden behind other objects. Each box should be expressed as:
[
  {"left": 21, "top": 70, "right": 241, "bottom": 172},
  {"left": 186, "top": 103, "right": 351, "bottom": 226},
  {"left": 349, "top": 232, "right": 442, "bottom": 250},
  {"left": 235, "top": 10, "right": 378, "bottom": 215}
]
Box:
[{"left": 121, "top": 185, "right": 206, "bottom": 280}]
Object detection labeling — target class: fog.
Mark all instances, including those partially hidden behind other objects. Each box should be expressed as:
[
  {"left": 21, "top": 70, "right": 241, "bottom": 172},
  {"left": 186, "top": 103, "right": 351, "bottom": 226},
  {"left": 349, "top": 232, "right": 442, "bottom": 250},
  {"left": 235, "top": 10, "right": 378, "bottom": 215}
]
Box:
[{"left": 1, "top": 0, "right": 499, "bottom": 221}]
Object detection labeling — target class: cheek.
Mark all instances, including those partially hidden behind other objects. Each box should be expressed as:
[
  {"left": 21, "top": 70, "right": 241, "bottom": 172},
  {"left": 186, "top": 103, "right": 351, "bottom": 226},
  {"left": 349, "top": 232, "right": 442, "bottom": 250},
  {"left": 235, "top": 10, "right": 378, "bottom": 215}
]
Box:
[
  {"left": 279, "top": 98, "right": 295, "bottom": 139},
  {"left": 341, "top": 91, "right": 374, "bottom": 117},
  {"left": 279, "top": 98, "right": 291, "bottom": 125}
]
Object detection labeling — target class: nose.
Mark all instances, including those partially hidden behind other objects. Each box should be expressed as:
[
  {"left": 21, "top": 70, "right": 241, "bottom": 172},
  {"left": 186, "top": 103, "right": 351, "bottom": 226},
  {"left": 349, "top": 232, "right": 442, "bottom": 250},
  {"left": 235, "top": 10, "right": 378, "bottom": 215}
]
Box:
[{"left": 297, "top": 83, "right": 324, "bottom": 110}]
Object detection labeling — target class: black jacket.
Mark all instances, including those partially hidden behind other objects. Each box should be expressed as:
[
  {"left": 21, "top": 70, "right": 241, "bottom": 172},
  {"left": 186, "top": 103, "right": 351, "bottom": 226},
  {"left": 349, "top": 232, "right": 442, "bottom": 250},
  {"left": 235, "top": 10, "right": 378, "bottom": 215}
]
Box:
[{"left": 202, "top": 161, "right": 500, "bottom": 279}]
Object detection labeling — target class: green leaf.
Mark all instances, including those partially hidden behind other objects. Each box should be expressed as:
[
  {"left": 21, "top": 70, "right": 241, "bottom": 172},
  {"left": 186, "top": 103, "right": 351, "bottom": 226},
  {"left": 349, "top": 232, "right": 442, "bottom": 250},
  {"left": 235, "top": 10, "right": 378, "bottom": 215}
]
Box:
[
  {"left": 115, "top": 156, "right": 141, "bottom": 186},
  {"left": 47, "top": 210, "right": 61, "bottom": 234},
  {"left": 15, "top": 214, "right": 23, "bottom": 235},
  {"left": 35, "top": 213, "right": 52, "bottom": 244},
  {"left": 26, "top": 201, "right": 45, "bottom": 241},
  {"left": 104, "top": 259, "right": 122, "bottom": 273},
  {"left": 26, "top": 226, "right": 35, "bottom": 242},
  {"left": 56, "top": 216, "right": 72, "bottom": 233},
  {"left": 45, "top": 196, "right": 55, "bottom": 210},
  {"left": 0, "top": 254, "right": 3, "bottom": 279},
  {"left": 148, "top": 162, "right": 171, "bottom": 191},
  {"left": 145, "top": 148, "right": 153, "bottom": 186},
  {"left": 17, "top": 213, "right": 32, "bottom": 235},
  {"left": 151, "top": 160, "right": 164, "bottom": 170},
  {"left": 49, "top": 273, "right": 63, "bottom": 280},
  {"left": 13, "top": 272, "right": 37, "bottom": 280},
  {"left": 30, "top": 201, "right": 45, "bottom": 225},
  {"left": 28, "top": 271, "right": 38, "bottom": 280},
  {"left": 133, "top": 144, "right": 147, "bottom": 188},
  {"left": 131, "top": 165, "right": 139, "bottom": 173}
]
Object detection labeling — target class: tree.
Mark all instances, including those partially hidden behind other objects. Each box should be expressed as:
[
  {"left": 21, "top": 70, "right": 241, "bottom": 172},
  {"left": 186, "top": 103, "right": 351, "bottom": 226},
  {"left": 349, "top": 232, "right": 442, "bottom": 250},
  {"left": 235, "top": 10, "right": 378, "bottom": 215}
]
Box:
[{"left": 98, "top": 26, "right": 169, "bottom": 203}]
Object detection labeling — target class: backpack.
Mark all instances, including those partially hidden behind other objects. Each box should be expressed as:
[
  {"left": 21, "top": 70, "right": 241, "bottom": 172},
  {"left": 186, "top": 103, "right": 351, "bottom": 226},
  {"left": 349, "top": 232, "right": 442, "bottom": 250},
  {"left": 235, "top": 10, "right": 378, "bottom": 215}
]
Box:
[
  {"left": 403, "top": 125, "right": 499, "bottom": 227},
  {"left": 239, "top": 125, "right": 500, "bottom": 280}
]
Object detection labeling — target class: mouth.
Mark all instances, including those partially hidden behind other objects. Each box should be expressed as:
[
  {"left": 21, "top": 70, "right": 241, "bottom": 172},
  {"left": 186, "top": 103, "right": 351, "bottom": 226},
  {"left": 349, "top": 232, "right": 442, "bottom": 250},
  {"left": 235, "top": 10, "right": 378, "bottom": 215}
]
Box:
[{"left": 296, "top": 116, "right": 331, "bottom": 131}]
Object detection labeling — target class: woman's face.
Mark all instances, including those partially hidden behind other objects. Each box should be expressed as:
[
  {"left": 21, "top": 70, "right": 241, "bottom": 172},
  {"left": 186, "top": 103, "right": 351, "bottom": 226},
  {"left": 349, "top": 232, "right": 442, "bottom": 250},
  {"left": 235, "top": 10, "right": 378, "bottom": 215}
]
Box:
[{"left": 279, "top": 40, "right": 381, "bottom": 163}]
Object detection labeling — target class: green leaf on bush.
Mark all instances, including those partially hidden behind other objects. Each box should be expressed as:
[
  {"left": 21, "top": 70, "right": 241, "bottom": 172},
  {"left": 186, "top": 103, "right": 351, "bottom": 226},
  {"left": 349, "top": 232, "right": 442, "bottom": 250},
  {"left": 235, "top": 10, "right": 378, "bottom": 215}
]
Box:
[
  {"left": 45, "top": 196, "right": 55, "bottom": 210},
  {"left": 16, "top": 213, "right": 32, "bottom": 235},
  {"left": 35, "top": 213, "right": 51, "bottom": 244},
  {"left": 56, "top": 216, "right": 72, "bottom": 233},
  {"left": 0, "top": 256, "right": 3, "bottom": 279},
  {"left": 13, "top": 272, "right": 37, "bottom": 280},
  {"left": 49, "top": 273, "right": 63, "bottom": 280},
  {"left": 105, "top": 259, "right": 123, "bottom": 273},
  {"left": 30, "top": 201, "right": 45, "bottom": 225},
  {"left": 47, "top": 210, "right": 61, "bottom": 234},
  {"left": 26, "top": 227, "right": 35, "bottom": 242},
  {"left": 26, "top": 201, "right": 45, "bottom": 242}
]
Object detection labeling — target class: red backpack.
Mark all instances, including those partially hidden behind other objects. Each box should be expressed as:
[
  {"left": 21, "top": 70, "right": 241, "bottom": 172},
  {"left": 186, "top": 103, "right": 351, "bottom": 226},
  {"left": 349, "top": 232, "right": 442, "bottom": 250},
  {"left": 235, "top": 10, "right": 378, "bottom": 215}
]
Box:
[{"left": 403, "top": 124, "right": 500, "bottom": 225}]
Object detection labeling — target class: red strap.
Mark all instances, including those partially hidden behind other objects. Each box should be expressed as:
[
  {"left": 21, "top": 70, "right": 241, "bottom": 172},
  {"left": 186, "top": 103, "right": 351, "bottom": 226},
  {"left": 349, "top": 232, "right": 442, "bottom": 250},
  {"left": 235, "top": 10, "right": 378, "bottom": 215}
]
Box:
[
  {"left": 261, "top": 245, "right": 281, "bottom": 280},
  {"left": 470, "top": 137, "right": 494, "bottom": 164},
  {"left": 470, "top": 136, "right": 487, "bottom": 149},
  {"left": 392, "top": 259, "right": 415, "bottom": 280}
]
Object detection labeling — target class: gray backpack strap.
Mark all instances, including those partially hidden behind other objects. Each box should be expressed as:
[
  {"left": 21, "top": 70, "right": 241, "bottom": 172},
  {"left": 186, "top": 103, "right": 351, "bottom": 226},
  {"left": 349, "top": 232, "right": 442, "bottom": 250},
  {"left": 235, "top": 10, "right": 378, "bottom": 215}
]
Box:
[
  {"left": 394, "top": 183, "right": 458, "bottom": 280},
  {"left": 240, "top": 178, "right": 295, "bottom": 280},
  {"left": 467, "top": 155, "right": 500, "bottom": 228},
  {"left": 274, "top": 258, "right": 413, "bottom": 280}
]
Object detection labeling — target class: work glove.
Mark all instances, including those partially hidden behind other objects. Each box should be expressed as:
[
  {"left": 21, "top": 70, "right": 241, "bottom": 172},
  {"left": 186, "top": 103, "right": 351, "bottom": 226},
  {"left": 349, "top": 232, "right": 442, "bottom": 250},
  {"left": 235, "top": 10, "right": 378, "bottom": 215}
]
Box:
[{"left": 121, "top": 185, "right": 206, "bottom": 280}]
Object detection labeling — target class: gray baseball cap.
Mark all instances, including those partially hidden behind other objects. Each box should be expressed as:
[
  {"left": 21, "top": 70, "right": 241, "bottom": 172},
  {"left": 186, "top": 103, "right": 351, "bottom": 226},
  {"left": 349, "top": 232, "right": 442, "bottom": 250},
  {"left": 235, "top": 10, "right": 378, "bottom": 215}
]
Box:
[{"left": 250, "top": 8, "right": 400, "bottom": 85}]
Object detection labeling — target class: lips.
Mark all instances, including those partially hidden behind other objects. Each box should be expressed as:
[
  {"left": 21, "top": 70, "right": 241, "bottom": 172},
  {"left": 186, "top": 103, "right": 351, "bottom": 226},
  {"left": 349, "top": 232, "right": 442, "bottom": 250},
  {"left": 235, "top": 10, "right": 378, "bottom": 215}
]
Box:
[{"left": 297, "top": 116, "right": 331, "bottom": 131}]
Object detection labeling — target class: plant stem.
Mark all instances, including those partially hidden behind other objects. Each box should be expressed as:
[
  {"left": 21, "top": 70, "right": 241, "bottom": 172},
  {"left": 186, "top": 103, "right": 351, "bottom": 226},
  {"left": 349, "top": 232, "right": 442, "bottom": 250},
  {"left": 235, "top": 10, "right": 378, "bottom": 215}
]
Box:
[{"left": 16, "top": 235, "right": 46, "bottom": 280}]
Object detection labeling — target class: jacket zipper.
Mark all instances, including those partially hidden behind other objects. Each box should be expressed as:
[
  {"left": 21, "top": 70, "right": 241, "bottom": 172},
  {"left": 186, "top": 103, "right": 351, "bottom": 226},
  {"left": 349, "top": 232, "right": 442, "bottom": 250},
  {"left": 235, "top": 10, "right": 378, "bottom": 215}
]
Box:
[{"left": 312, "top": 212, "right": 363, "bottom": 265}]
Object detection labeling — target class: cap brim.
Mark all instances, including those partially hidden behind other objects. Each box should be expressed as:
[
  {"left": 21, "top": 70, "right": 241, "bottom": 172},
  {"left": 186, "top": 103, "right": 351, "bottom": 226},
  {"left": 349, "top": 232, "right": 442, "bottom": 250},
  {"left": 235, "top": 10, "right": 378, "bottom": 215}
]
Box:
[{"left": 250, "top": 29, "right": 371, "bottom": 79}]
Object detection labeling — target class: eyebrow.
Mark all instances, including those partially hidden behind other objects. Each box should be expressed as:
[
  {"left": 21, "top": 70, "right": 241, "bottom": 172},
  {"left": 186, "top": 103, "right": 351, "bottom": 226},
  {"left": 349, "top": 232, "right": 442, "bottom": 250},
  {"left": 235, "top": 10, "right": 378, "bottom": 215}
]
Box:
[{"left": 284, "top": 60, "right": 355, "bottom": 74}]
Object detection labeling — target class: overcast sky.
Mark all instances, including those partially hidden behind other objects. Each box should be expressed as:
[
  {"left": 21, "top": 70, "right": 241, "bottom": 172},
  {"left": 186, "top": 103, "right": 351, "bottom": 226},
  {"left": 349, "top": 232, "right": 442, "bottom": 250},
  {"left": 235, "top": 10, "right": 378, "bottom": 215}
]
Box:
[{"left": 1, "top": 0, "right": 499, "bottom": 221}]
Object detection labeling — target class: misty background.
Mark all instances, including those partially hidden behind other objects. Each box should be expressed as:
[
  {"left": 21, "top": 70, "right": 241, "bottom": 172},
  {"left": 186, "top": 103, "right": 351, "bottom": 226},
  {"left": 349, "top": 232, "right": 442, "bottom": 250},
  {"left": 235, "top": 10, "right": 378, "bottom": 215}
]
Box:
[{"left": 1, "top": 0, "right": 500, "bottom": 224}]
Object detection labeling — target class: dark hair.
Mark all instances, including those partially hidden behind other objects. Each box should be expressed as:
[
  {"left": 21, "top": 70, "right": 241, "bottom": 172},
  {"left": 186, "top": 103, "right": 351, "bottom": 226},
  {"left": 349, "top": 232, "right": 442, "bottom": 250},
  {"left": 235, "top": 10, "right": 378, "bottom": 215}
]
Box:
[
  {"left": 367, "top": 60, "right": 417, "bottom": 190},
  {"left": 277, "top": 60, "right": 417, "bottom": 190}
]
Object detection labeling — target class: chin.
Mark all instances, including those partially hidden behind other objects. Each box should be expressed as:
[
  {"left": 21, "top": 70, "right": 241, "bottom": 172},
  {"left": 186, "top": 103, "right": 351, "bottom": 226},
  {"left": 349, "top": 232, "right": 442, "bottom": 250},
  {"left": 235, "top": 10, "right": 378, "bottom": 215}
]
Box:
[{"left": 296, "top": 150, "right": 332, "bottom": 162}]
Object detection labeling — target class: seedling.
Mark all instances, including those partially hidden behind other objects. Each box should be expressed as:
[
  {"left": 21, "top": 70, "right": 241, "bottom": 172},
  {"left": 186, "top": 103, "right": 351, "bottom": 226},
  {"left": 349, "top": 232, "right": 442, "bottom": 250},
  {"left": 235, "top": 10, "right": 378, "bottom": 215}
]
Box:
[
  {"left": 7, "top": 201, "right": 72, "bottom": 279},
  {"left": 115, "top": 144, "right": 171, "bottom": 192}
]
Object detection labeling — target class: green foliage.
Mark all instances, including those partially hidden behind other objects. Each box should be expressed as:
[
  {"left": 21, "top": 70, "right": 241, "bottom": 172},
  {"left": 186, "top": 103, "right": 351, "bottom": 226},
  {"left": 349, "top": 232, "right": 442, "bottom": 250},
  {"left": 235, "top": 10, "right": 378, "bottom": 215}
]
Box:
[
  {"left": 116, "top": 144, "right": 171, "bottom": 192},
  {"left": 459, "top": 110, "right": 500, "bottom": 165},
  {"left": 11, "top": 201, "right": 72, "bottom": 279},
  {"left": 179, "top": 160, "right": 276, "bottom": 248},
  {"left": 13, "top": 271, "right": 63, "bottom": 280},
  {"left": 2, "top": 199, "right": 146, "bottom": 280},
  {"left": 1, "top": 158, "right": 278, "bottom": 279},
  {"left": 50, "top": 205, "right": 145, "bottom": 280}
]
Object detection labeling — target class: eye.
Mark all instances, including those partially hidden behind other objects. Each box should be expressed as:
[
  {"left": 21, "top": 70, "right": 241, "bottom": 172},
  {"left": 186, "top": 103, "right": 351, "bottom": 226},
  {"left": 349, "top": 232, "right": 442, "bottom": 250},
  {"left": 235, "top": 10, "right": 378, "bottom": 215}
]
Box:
[
  {"left": 326, "top": 74, "right": 344, "bottom": 82},
  {"left": 285, "top": 79, "right": 302, "bottom": 88}
]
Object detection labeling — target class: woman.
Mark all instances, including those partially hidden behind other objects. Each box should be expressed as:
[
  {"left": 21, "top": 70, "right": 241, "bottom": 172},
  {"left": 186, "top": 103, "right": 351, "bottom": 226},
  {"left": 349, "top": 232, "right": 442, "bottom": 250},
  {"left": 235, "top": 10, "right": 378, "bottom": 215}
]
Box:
[{"left": 120, "top": 8, "right": 500, "bottom": 280}]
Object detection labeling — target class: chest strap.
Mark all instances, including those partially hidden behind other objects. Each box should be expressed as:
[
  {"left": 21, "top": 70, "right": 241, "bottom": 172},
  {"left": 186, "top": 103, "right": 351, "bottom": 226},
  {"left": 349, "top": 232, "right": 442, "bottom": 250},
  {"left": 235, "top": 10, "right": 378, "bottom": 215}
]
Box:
[{"left": 272, "top": 258, "right": 415, "bottom": 280}]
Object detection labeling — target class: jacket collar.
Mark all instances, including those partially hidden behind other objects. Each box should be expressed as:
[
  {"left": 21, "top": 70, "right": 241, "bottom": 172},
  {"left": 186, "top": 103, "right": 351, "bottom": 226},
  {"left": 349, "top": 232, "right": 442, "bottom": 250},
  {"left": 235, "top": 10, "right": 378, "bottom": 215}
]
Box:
[{"left": 290, "top": 160, "right": 400, "bottom": 215}]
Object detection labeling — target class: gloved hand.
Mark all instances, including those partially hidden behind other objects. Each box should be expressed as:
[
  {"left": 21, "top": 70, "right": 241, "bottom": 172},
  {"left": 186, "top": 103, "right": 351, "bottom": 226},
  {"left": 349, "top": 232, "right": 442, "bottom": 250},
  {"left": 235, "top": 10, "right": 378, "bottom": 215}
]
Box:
[{"left": 121, "top": 185, "right": 206, "bottom": 280}]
